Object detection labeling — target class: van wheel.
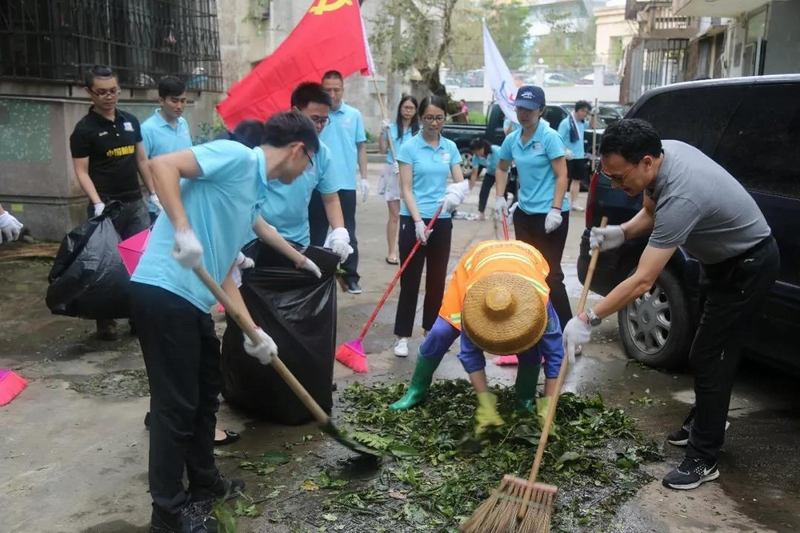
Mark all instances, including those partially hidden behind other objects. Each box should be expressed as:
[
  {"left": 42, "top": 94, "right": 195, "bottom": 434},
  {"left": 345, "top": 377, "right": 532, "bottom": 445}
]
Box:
[
  {"left": 460, "top": 150, "right": 473, "bottom": 175},
  {"left": 617, "top": 268, "right": 692, "bottom": 369}
]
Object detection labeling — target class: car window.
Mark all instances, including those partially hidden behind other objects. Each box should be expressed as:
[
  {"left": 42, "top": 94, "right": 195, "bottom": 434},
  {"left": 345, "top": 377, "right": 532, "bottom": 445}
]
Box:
[
  {"left": 543, "top": 106, "right": 566, "bottom": 129},
  {"left": 714, "top": 83, "right": 800, "bottom": 198},
  {"left": 631, "top": 85, "right": 747, "bottom": 156}
]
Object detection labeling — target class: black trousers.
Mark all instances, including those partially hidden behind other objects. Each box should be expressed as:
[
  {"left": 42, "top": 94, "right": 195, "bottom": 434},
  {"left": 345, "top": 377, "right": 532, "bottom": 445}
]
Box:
[
  {"left": 687, "top": 236, "right": 779, "bottom": 464},
  {"left": 131, "top": 282, "right": 222, "bottom": 517},
  {"left": 394, "top": 216, "right": 453, "bottom": 337},
  {"left": 478, "top": 173, "right": 495, "bottom": 213},
  {"left": 567, "top": 159, "right": 588, "bottom": 190},
  {"left": 512, "top": 208, "right": 572, "bottom": 327},
  {"left": 308, "top": 189, "right": 359, "bottom": 283}
]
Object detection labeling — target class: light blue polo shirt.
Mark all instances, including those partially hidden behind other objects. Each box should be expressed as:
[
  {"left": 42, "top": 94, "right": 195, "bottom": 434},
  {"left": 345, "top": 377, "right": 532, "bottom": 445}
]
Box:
[
  {"left": 397, "top": 134, "right": 462, "bottom": 220},
  {"left": 319, "top": 102, "right": 366, "bottom": 191},
  {"left": 141, "top": 109, "right": 193, "bottom": 158},
  {"left": 257, "top": 142, "right": 337, "bottom": 246},
  {"left": 557, "top": 115, "right": 587, "bottom": 159},
  {"left": 132, "top": 140, "right": 262, "bottom": 312},
  {"left": 498, "top": 123, "right": 569, "bottom": 215},
  {"left": 473, "top": 145, "right": 501, "bottom": 175},
  {"left": 384, "top": 123, "right": 416, "bottom": 164}
]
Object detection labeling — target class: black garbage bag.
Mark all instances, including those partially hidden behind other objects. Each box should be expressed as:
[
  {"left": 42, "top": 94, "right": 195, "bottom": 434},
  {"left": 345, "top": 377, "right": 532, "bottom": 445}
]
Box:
[
  {"left": 45, "top": 202, "right": 132, "bottom": 319},
  {"left": 221, "top": 244, "right": 339, "bottom": 425}
]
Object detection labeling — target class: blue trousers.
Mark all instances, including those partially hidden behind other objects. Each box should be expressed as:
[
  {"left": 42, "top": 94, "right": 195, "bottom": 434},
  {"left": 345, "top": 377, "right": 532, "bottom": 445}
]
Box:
[{"left": 419, "top": 317, "right": 542, "bottom": 374}]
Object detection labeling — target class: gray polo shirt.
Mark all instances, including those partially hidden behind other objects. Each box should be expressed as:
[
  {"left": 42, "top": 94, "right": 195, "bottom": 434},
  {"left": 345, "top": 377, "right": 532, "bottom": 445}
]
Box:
[{"left": 646, "top": 140, "right": 770, "bottom": 265}]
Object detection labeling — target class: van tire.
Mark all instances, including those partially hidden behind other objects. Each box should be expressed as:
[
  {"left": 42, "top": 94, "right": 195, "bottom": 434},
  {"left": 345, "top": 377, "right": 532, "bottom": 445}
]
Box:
[
  {"left": 617, "top": 268, "right": 692, "bottom": 370},
  {"left": 460, "top": 150, "right": 473, "bottom": 175}
]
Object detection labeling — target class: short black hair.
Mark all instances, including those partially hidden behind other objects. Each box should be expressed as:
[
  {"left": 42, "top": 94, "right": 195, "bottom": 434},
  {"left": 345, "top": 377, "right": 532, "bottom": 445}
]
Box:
[
  {"left": 470, "top": 138, "right": 492, "bottom": 154},
  {"left": 231, "top": 119, "right": 266, "bottom": 148},
  {"left": 599, "top": 119, "right": 663, "bottom": 163},
  {"left": 263, "top": 111, "right": 320, "bottom": 154},
  {"left": 575, "top": 100, "right": 591, "bottom": 112},
  {"left": 158, "top": 76, "right": 186, "bottom": 98},
  {"left": 322, "top": 70, "right": 343, "bottom": 83},
  {"left": 84, "top": 65, "right": 116, "bottom": 87},
  {"left": 291, "top": 82, "right": 333, "bottom": 110},
  {"left": 419, "top": 95, "right": 447, "bottom": 117}
]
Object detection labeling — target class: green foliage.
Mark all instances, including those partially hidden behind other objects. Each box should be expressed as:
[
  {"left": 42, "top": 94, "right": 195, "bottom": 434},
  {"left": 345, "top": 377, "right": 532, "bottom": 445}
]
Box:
[
  {"left": 324, "top": 380, "right": 664, "bottom": 532},
  {"left": 195, "top": 116, "right": 228, "bottom": 144},
  {"left": 467, "top": 111, "right": 486, "bottom": 124},
  {"left": 530, "top": 11, "right": 597, "bottom": 69}
]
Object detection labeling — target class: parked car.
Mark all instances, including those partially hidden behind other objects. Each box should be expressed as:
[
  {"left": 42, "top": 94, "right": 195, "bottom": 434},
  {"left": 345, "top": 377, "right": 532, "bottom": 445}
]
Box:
[
  {"left": 577, "top": 74, "right": 800, "bottom": 371},
  {"left": 442, "top": 102, "right": 604, "bottom": 175}
]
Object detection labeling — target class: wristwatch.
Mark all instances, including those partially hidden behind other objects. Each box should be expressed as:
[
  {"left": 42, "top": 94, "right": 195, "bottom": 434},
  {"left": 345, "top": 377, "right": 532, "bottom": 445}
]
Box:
[{"left": 586, "top": 308, "right": 602, "bottom": 327}]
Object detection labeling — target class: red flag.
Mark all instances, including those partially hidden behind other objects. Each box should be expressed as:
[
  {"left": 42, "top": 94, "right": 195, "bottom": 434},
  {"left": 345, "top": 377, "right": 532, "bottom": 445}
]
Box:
[{"left": 217, "top": 0, "right": 371, "bottom": 129}]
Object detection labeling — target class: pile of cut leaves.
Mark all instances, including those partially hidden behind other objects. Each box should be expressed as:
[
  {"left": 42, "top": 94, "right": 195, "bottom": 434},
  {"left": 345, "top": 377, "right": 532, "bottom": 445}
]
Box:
[{"left": 325, "top": 380, "right": 663, "bottom": 532}]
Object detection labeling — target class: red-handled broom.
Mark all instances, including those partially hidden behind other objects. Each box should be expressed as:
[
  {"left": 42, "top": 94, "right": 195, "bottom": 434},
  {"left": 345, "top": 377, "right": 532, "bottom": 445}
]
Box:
[
  {"left": 335, "top": 206, "right": 443, "bottom": 373},
  {"left": 0, "top": 369, "right": 27, "bottom": 406}
]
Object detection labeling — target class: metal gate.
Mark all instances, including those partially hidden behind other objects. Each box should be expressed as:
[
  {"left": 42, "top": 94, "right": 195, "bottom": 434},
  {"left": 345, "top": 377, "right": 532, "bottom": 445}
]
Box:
[{"left": 622, "top": 38, "right": 688, "bottom": 103}]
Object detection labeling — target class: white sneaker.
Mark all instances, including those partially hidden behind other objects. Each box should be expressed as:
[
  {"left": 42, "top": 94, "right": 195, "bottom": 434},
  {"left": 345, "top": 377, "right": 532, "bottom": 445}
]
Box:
[
  {"left": 394, "top": 337, "right": 409, "bottom": 357},
  {"left": 571, "top": 204, "right": 585, "bottom": 212}
]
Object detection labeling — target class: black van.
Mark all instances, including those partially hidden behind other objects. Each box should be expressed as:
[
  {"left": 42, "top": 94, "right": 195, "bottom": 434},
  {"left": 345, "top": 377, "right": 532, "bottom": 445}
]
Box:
[{"left": 577, "top": 74, "right": 800, "bottom": 371}]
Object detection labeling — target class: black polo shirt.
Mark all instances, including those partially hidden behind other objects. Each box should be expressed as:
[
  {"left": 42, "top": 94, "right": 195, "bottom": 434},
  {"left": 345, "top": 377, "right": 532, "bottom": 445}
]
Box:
[{"left": 70, "top": 107, "right": 143, "bottom": 201}]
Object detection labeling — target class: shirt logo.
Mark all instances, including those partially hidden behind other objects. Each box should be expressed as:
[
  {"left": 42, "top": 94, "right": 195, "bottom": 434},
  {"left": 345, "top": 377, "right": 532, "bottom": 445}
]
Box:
[
  {"left": 342, "top": 118, "right": 351, "bottom": 127},
  {"left": 106, "top": 145, "right": 135, "bottom": 157},
  {"left": 123, "top": 121, "right": 134, "bottom": 132},
  {"left": 98, "top": 131, "right": 108, "bottom": 137},
  {"left": 441, "top": 152, "right": 451, "bottom": 163}
]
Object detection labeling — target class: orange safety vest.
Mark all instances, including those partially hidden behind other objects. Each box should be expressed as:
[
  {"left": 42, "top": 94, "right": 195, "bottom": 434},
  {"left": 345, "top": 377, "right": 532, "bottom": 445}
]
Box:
[{"left": 440, "top": 240, "right": 550, "bottom": 330}]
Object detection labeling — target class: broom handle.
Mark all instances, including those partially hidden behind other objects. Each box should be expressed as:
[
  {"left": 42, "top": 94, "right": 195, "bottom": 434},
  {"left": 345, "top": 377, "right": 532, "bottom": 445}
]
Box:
[
  {"left": 518, "top": 216, "right": 608, "bottom": 518},
  {"left": 501, "top": 208, "right": 510, "bottom": 241},
  {"left": 372, "top": 76, "right": 400, "bottom": 171},
  {"left": 193, "top": 266, "right": 331, "bottom": 425},
  {"left": 356, "top": 206, "right": 443, "bottom": 340}
]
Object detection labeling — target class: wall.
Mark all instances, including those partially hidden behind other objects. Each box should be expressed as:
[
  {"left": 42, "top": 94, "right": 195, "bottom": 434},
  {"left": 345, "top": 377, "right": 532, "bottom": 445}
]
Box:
[
  {"left": 595, "top": 6, "right": 637, "bottom": 69},
  {"left": 0, "top": 81, "right": 220, "bottom": 240},
  {"left": 763, "top": 0, "right": 800, "bottom": 75}
]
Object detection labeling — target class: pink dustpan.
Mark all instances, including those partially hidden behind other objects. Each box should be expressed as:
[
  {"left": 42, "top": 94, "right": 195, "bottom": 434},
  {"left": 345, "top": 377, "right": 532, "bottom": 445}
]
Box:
[{"left": 118, "top": 228, "right": 151, "bottom": 276}]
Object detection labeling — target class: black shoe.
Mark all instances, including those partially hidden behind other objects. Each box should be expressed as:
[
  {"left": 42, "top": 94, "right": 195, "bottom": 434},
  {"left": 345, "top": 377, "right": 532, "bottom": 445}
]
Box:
[
  {"left": 667, "top": 418, "right": 730, "bottom": 447},
  {"left": 190, "top": 478, "right": 246, "bottom": 516},
  {"left": 346, "top": 280, "right": 362, "bottom": 294},
  {"left": 96, "top": 320, "right": 118, "bottom": 341},
  {"left": 144, "top": 412, "right": 151, "bottom": 430},
  {"left": 662, "top": 456, "right": 719, "bottom": 490},
  {"left": 180, "top": 504, "right": 219, "bottom": 533}
]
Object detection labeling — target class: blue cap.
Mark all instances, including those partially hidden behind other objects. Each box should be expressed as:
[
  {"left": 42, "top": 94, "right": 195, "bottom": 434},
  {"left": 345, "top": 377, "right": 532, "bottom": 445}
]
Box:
[{"left": 514, "top": 85, "right": 546, "bottom": 110}]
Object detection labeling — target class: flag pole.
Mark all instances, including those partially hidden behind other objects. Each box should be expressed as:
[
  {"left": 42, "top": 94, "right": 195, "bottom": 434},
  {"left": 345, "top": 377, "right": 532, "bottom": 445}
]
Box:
[
  {"left": 591, "top": 97, "right": 599, "bottom": 172},
  {"left": 371, "top": 75, "right": 399, "bottom": 168}
]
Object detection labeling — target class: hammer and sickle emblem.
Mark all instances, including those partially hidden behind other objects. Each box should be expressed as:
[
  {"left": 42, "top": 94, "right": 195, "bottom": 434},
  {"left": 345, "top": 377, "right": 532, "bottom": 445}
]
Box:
[{"left": 309, "top": 0, "right": 353, "bottom": 15}]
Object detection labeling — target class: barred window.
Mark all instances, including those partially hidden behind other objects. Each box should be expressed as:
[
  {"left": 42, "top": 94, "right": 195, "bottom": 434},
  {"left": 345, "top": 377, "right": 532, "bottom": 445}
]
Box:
[{"left": 0, "top": 0, "right": 222, "bottom": 92}]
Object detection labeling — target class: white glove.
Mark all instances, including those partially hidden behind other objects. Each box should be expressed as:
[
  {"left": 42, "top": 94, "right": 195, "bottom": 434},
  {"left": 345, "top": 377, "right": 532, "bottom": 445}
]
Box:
[
  {"left": 565, "top": 148, "right": 574, "bottom": 161},
  {"left": 544, "top": 208, "right": 562, "bottom": 234},
  {"left": 244, "top": 327, "right": 277, "bottom": 365},
  {"left": 148, "top": 192, "right": 162, "bottom": 215},
  {"left": 360, "top": 179, "right": 369, "bottom": 202},
  {"left": 439, "top": 181, "right": 469, "bottom": 213},
  {"left": 324, "top": 227, "right": 352, "bottom": 263},
  {"left": 494, "top": 196, "right": 508, "bottom": 217},
  {"left": 392, "top": 162, "right": 400, "bottom": 175},
  {"left": 0, "top": 212, "right": 23, "bottom": 243},
  {"left": 563, "top": 316, "right": 592, "bottom": 366},
  {"left": 590, "top": 225, "right": 625, "bottom": 251},
  {"left": 414, "top": 220, "right": 431, "bottom": 245},
  {"left": 297, "top": 256, "right": 322, "bottom": 278},
  {"left": 172, "top": 228, "right": 203, "bottom": 269},
  {"left": 239, "top": 256, "right": 255, "bottom": 270},
  {"left": 381, "top": 119, "right": 393, "bottom": 130},
  {"left": 93, "top": 202, "right": 106, "bottom": 217},
  {"left": 506, "top": 201, "right": 518, "bottom": 227}
]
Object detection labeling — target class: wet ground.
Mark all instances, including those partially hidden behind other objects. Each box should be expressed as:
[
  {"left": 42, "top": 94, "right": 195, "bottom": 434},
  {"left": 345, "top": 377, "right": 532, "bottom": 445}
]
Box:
[{"left": 1, "top": 168, "right": 799, "bottom": 532}]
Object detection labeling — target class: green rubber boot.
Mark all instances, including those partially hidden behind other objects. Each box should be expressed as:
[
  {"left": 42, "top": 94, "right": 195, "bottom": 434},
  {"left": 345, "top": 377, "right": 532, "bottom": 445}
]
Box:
[
  {"left": 514, "top": 364, "right": 541, "bottom": 414},
  {"left": 390, "top": 356, "right": 441, "bottom": 411}
]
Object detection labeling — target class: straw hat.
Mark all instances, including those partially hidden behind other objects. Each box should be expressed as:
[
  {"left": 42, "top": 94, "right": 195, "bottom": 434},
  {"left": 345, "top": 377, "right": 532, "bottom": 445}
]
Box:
[{"left": 462, "top": 272, "right": 548, "bottom": 355}]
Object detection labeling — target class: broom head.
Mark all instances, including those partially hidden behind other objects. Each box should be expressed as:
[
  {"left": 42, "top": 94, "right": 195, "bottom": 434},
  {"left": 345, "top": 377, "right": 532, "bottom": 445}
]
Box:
[
  {"left": 0, "top": 369, "right": 28, "bottom": 407},
  {"left": 335, "top": 339, "right": 369, "bottom": 373},
  {"left": 460, "top": 474, "right": 558, "bottom": 533}
]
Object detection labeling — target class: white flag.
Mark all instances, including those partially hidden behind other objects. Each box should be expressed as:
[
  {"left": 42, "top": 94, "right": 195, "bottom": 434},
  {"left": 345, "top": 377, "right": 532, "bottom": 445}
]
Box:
[
  {"left": 360, "top": 15, "right": 376, "bottom": 76},
  {"left": 483, "top": 23, "right": 518, "bottom": 124}
]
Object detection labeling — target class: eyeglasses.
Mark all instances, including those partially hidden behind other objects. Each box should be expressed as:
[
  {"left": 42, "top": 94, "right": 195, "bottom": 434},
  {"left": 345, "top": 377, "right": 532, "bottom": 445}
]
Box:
[
  {"left": 422, "top": 115, "right": 445, "bottom": 123},
  {"left": 303, "top": 148, "right": 314, "bottom": 167},
  {"left": 309, "top": 115, "right": 330, "bottom": 126},
  {"left": 89, "top": 86, "right": 120, "bottom": 98},
  {"left": 599, "top": 159, "right": 641, "bottom": 185}
]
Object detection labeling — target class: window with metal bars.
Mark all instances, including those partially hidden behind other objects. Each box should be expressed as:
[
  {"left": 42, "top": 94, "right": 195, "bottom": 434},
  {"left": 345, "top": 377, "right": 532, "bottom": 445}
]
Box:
[{"left": 0, "top": 0, "right": 222, "bottom": 92}]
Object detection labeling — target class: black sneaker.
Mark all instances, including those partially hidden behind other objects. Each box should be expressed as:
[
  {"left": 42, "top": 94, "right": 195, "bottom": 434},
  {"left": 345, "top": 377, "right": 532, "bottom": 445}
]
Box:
[
  {"left": 667, "top": 419, "right": 730, "bottom": 447},
  {"left": 189, "top": 478, "right": 245, "bottom": 517},
  {"left": 180, "top": 504, "right": 219, "bottom": 533},
  {"left": 662, "top": 457, "right": 719, "bottom": 490},
  {"left": 346, "top": 280, "right": 362, "bottom": 294}
]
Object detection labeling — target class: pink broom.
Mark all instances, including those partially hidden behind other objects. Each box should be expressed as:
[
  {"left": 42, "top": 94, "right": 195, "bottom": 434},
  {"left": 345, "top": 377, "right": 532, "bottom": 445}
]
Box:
[{"left": 0, "top": 369, "right": 27, "bottom": 406}]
